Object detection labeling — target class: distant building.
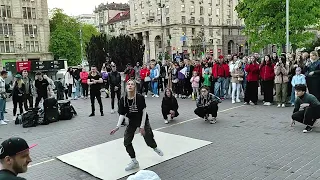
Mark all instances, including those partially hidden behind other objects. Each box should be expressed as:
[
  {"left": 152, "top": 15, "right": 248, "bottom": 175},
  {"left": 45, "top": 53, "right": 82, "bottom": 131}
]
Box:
[
  {"left": 75, "top": 14, "right": 95, "bottom": 26},
  {"left": 107, "top": 11, "right": 130, "bottom": 36},
  {"left": 0, "top": 0, "right": 53, "bottom": 70},
  {"left": 94, "top": 3, "right": 130, "bottom": 33}
]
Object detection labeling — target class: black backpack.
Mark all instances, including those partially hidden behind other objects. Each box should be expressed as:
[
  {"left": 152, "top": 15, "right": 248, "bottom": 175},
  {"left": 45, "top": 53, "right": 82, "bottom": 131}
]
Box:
[
  {"left": 59, "top": 101, "right": 77, "bottom": 120},
  {"left": 22, "top": 109, "right": 39, "bottom": 128},
  {"left": 44, "top": 98, "right": 59, "bottom": 123}
]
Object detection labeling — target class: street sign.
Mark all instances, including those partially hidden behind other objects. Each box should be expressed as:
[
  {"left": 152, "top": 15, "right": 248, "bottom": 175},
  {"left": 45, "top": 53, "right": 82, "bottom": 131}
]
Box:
[
  {"left": 31, "top": 60, "right": 65, "bottom": 71},
  {"left": 16, "top": 61, "right": 31, "bottom": 72}
]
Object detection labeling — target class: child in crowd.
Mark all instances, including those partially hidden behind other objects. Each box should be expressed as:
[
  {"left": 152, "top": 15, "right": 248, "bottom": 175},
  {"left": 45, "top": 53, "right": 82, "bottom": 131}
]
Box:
[
  {"left": 190, "top": 71, "right": 200, "bottom": 100},
  {"left": 290, "top": 67, "right": 306, "bottom": 106}
]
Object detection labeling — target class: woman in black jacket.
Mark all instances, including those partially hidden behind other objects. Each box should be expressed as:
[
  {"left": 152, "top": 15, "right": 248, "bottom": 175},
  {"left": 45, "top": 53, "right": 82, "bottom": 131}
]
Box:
[
  {"left": 161, "top": 88, "right": 179, "bottom": 124},
  {"left": 12, "top": 74, "right": 25, "bottom": 119}
]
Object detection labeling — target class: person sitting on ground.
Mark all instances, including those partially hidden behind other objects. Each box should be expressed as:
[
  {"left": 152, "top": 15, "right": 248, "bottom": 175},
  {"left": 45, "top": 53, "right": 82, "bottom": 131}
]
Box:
[
  {"left": 291, "top": 84, "right": 320, "bottom": 133},
  {"left": 194, "top": 86, "right": 221, "bottom": 124},
  {"left": 161, "top": 88, "right": 179, "bottom": 124},
  {"left": 0, "top": 137, "right": 36, "bottom": 180}
]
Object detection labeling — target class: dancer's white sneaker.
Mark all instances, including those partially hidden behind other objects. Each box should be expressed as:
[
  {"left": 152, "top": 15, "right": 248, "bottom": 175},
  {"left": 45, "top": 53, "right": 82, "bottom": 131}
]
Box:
[
  {"left": 0, "top": 120, "right": 7, "bottom": 125},
  {"left": 125, "top": 160, "right": 139, "bottom": 171},
  {"left": 154, "top": 147, "right": 164, "bottom": 156},
  {"left": 111, "top": 109, "right": 115, "bottom": 114},
  {"left": 164, "top": 120, "right": 169, "bottom": 124}
]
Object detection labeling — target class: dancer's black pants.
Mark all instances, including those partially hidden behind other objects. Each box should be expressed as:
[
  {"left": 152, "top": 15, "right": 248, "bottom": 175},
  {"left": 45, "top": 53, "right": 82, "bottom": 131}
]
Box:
[
  {"left": 292, "top": 105, "right": 320, "bottom": 126},
  {"left": 90, "top": 90, "right": 103, "bottom": 114},
  {"left": 140, "top": 80, "right": 149, "bottom": 95},
  {"left": 13, "top": 96, "right": 23, "bottom": 116},
  {"left": 35, "top": 93, "right": 48, "bottom": 107},
  {"left": 194, "top": 103, "right": 218, "bottom": 118},
  {"left": 110, "top": 89, "right": 121, "bottom": 109},
  {"left": 124, "top": 119, "right": 157, "bottom": 158}
]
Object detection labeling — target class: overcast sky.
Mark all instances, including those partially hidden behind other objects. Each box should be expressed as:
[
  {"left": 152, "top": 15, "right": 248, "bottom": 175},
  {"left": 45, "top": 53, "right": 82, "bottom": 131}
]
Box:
[{"left": 47, "top": 0, "right": 128, "bottom": 16}]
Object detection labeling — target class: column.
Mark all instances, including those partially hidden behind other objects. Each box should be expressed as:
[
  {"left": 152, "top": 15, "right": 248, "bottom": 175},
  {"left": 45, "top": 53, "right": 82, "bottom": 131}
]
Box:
[
  {"left": 142, "top": 31, "right": 149, "bottom": 64},
  {"left": 149, "top": 33, "right": 156, "bottom": 61}
]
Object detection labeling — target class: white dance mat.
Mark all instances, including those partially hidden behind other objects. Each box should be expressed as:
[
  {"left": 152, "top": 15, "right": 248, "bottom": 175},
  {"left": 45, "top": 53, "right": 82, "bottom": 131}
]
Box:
[{"left": 57, "top": 131, "right": 212, "bottom": 180}]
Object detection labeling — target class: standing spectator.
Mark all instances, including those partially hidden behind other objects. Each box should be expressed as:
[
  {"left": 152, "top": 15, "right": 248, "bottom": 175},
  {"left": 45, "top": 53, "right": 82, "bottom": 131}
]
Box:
[
  {"left": 108, "top": 64, "right": 122, "bottom": 116},
  {"left": 64, "top": 67, "right": 74, "bottom": 98},
  {"left": 22, "top": 70, "right": 34, "bottom": 110},
  {"left": 150, "top": 62, "right": 160, "bottom": 98},
  {"left": 101, "top": 69, "right": 109, "bottom": 98},
  {"left": 43, "top": 75, "right": 55, "bottom": 98},
  {"left": 190, "top": 71, "right": 200, "bottom": 100},
  {"left": 244, "top": 56, "right": 260, "bottom": 105},
  {"left": 177, "top": 61, "right": 186, "bottom": 98},
  {"left": 304, "top": 51, "right": 320, "bottom": 101},
  {"left": 161, "top": 88, "right": 179, "bottom": 124},
  {"left": 0, "top": 70, "right": 8, "bottom": 125},
  {"left": 193, "top": 59, "right": 203, "bottom": 84},
  {"left": 274, "top": 56, "right": 289, "bottom": 107},
  {"left": 172, "top": 63, "right": 179, "bottom": 97},
  {"left": 167, "top": 62, "right": 174, "bottom": 90},
  {"left": 124, "top": 63, "right": 135, "bottom": 94},
  {"left": 231, "top": 62, "right": 244, "bottom": 104},
  {"left": 212, "top": 58, "right": 228, "bottom": 99},
  {"left": 34, "top": 72, "right": 49, "bottom": 108},
  {"left": 54, "top": 78, "right": 64, "bottom": 100},
  {"left": 87, "top": 66, "right": 104, "bottom": 117},
  {"left": 134, "top": 62, "right": 142, "bottom": 92},
  {"left": 184, "top": 59, "right": 194, "bottom": 98},
  {"left": 260, "top": 55, "right": 275, "bottom": 106},
  {"left": 139, "top": 64, "right": 150, "bottom": 97},
  {"left": 291, "top": 67, "right": 306, "bottom": 106},
  {"left": 227, "top": 55, "right": 238, "bottom": 98},
  {"left": 80, "top": 68, "right": 89, "bottom": 99},
  {"left": 12, "top": 74, "right": 25, "bottom": 119}
]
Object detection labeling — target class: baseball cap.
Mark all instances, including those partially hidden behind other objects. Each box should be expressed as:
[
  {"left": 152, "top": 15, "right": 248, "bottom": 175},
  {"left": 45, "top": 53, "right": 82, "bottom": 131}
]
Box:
[{"left": 0, "top": 137, "right": 37, "bottom": 159}]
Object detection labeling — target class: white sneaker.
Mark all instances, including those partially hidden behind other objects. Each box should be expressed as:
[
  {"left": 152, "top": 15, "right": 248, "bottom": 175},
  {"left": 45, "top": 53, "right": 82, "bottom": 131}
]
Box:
[
  {"left": 277, "top": 104, "right": 281, "bottom": 108},
  {"left": 164, "top": 120, "right": 169, "bottom": 124},
  {"left": 210, "top": 117, "right": 217, "bottom": 124},
  {"left": 174, "top": 94, "right": 178, "bottom": 98},
  {"left": 232, "top": 100, "right": 235, "bottom": 104},
  {"left": 144, "top": 95, "right": 147, "bottom": 98},
  {"left": 0, "top": 120, "right": 7, "bottom": 125},
  {"left": 111, "top": 109, "right": 115, "bottom": 114},
  {"left": 155, "top": 95, "right": 159, "bottom": 98},
  {"left": 152, "top": 94, "right": 155, "bottom": 98},
  {"left": 125, "top": 160, "right": 139, "bottom": 171},
  {"left": 178, "top": 94, "right": 182, "bottom": 98},
  {"left": 167, "top": 115, "right": 171, "bottom": 122},
  {"left": 282, "top": 104, "right": 285, "bottom": 108},
  {"left": 263, "top": 102, "right": 268, "bottom": 106},
  {"left": 154, "top": 148, "right": 164, "bottom": 156},
  {"left": 266, "top": 102, "right": 271, "bottom": 106},
  {"left": 236, "top": 99, "right": 241, "bottom": 103},
  {"left": 4, "top": 119, "right": 10, "bottom": 122}
]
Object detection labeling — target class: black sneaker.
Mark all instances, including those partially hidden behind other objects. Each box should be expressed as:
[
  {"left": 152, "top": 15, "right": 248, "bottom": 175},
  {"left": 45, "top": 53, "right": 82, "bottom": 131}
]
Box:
[
  {"left": 204, "top": 115, "right": 209, "bottom": 122},
  {"left": 101, "top": 112, "right": 104, "bottom": 116},
  {"left": 303, "top": 126, "right": 312, "bottom": 133},
  {"left": 121, "top": 122, "right": 127, "bottom": 127},
  {"left": 89, "top": 113, "right": 95, "bottom": 117}
]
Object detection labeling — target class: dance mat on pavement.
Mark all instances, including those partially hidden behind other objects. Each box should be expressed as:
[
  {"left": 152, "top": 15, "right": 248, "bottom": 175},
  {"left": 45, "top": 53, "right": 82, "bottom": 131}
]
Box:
[{"left": 57, "top": 131, "right": 212, "bottom": 180}]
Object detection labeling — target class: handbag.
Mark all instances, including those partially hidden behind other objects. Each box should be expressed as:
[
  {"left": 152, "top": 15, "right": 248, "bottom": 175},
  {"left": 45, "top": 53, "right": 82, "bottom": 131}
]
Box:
[{"left": 144, "top": 76, "right": 151, "bottom": 82}]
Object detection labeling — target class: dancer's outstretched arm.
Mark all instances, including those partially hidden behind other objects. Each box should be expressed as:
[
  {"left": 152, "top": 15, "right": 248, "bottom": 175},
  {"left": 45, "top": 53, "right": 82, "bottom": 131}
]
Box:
[
  {"left": 139, "top": 108, "right": 147, "bottom": 136},
  {"left": 110, "top": 115, "right": 125, "bottom": 135}
]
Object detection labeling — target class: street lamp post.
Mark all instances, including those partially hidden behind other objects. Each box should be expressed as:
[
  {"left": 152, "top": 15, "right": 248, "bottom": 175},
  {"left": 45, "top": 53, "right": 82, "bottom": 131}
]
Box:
[
  {"left": 286, "top": 0, "right": 290, "bottom": 53},
  {"left": 79, "top": 24, "right": 84, "bottom": 66},
  {"left": 159, "top": 0, "right": 165, "bottom": 62}
]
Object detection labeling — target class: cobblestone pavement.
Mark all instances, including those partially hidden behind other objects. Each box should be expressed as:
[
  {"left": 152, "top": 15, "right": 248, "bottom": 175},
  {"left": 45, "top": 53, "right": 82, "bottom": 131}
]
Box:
[{"left": 1, "top": 95, "right": 320, "bottom": 180}]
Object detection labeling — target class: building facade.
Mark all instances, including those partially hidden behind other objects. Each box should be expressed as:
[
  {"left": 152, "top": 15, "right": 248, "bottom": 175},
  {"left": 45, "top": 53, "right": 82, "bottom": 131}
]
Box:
[
  {"left": 0, "top": 0, "right": 52, "bottom": 70},
  {"left": 127, "top": 0, "right": 247, "bottom": 62},
  {"left": 75, "top": 14, "right": 95, "bottom": 26},
  {"left": 94, "top": 3, "right": 130, "bottom": 33},
  {"left": 107, "top": 11, "right": 130, "bottom": 37}
]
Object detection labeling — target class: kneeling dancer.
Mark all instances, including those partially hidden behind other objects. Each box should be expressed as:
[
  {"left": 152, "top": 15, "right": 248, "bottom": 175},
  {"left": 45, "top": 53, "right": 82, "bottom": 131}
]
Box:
[
  {"left": 194, "top": 86, "right": 221, "bottom": 124},
  {"left": 291, "top": 84, "right": 320, "bottom": 133},
  {"left": 110, "top": 79, "right": 164, "bottom": 171}
]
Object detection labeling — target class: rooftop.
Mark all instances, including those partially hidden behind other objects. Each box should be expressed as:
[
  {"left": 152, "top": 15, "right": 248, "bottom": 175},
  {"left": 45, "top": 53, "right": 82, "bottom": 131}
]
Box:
[
  {"left": 108, "top": 11, "right": 130, "bottom": 24},
  {"left": 94, "top": 3, "right": 130, "bottom": 12}
]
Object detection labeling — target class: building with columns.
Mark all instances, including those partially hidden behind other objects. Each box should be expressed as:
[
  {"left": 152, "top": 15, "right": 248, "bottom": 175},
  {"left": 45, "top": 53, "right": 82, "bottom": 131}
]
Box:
[
  {"left": 127, "top": 0, "right": 247, "bottom": 62},
  {"left": 0, "top": 0, "right": 52, "bottom": 70}
]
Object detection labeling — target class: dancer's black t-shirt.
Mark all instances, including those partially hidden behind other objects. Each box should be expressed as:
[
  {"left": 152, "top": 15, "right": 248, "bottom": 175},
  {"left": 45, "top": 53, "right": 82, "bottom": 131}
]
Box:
[
  {"left": 88, "top": 73, "right": 102, "bottom": 92},
  {"left": 118, "top": 94, "right": 147, "bottom": 127}
]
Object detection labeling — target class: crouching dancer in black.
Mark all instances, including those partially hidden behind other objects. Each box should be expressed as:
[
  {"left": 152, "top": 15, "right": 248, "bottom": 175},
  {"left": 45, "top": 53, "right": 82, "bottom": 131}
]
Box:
[
  {"left": 291, "top": 84, "right": 320, "bottom": 133},
  {"left": 194, "top": 86, "right": 221, "bottom": 124},
  {"left": 110, "top": 79, "right": 164, "bottom": 171},
  {"left": 161, "top": 88, "right": 179, "bottom": 124}
]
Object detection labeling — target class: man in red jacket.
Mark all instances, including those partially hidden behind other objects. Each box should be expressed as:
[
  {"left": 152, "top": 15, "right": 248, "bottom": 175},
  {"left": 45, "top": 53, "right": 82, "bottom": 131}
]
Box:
[
  {"left": 212, "top": 58, "right": 229, "bottom": 99},
  {"left": 244, "top": 56, "right": 260, "bottom": 105}
]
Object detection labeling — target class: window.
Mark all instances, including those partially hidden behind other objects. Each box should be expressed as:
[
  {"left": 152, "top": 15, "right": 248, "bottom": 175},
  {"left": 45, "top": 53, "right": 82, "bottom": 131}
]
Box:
[
  {"left": 25, "top": 41, "right": 39, "bottom": 52},
  {"left": 216, "top": 9, "right": 220, "bottom": 16},
  {"left": 165, "top": 6, "right": 169, "bottom": 15},
  {"left": 209, "top": 28, "right": 213, "bottom": 36},
  {"left": 8, "top": 24, "right": 12, "bottom": 35},
  {"left": 166, "top": 17, "right": 170, "bottom": 24},
  {"left": 26, "top": 41, "right": 30, "bottom": 52},
  {"left": 200, "top": 6, "right": 204, "bottom": 15},
  {"left": 208, "top": 8, "right": 212, "bottom": 15},
  {"left": 192, "top": 28, "right": 195, "bottom": 35},
  {"left": 24, "top": 24, "right": 37, "bottom": 35},
  {"left": 0, "top": 41, "right": 14, "bottom": 53},
  {"left": 182, "top": 27, "right": 187, "bottom": 34},
  {"left": 32, "top": 8, "right": 36, "bottom": 19},
  {"left": 227, "top": 9, "right": 231, "bottom": 17},
  {"left": 181, "top": 5, "right": 185, "bottom": 12},
  {"left": 181, "top": 16, "right": 186, "bottom": 24},
  {"left": 238, "top": 29, "right": 241, "bottom": 35},
  {"left": 157, "top": 8, "right": 161, "bottom": 15},
  {"left": 200, "top": 17, "right": 204, "bottom": 24},
  {"left": 227, "top": 19, "right": 231, "bottom": 25},
  {"left": 141, "top": 12, "right": 145, "bottom": 19},
  {"left": 23, "top": 7, "right": 36, "bottom": 19},
  {"left": 228, "top": 29, "right": 232, "bottom": 35},
  {"left": 190, "top": 6, "right": 195, "bottom": 13},
  {"left": 23, "top": 7, "right": 27, "bottom": 18},
  {"left": 209, "top": 18, "right": 213, "bottom": 25},
  {"left": 166, "top": 28, "right": 170, "bottom": 36},
  {"left": 190, "top": 17, "right": 195, "bottom": 24},
  {"left": 34, "top": 41, "right": 39, "bottom": 52},
  {"left": 0, "top": 5, "right": 11, "bottom": 18},
  {"left": 27, "top": 7, "right": 31, "bottom": 18}
]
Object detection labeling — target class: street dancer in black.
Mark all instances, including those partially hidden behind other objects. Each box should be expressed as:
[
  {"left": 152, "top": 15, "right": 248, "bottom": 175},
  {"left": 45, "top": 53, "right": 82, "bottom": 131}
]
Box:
[
  {"left": 108, "top": 64, "right": 121, "bottom": 114},
  {"left": 110, "top": 79, "right": 163, "bottom": 171},
  {"left": 34, "top": 72, "right": 49, "bottom": 108},
  {"left": 87, "top": 66, "right": 104, "bottom": 117}
]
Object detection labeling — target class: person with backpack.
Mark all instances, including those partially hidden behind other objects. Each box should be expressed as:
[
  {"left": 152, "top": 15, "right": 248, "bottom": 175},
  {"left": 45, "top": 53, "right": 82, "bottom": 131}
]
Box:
[
  {"left": 87, "top": 66, "right": 104, "bottom": 117},
  {"left": 12, "top": 74, "right": 25, "bottom": 120}
]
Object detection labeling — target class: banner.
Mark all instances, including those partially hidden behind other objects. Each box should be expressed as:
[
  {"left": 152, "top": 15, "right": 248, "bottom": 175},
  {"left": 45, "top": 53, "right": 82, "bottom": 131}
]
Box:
[{"left": 16, "top": 61, "right": 31, "bottom": 72}]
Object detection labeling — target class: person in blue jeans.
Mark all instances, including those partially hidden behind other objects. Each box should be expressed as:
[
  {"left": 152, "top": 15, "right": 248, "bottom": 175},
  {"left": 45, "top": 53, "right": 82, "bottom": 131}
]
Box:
[
  {"left": 150, "top": 62, "right": 160, "bottom": 98},
  {"left": 0, "top": 70, "right": 8, "bottom": 125},
  {"left": 291, "top": 67, "right": 306, "bottom": 106}
]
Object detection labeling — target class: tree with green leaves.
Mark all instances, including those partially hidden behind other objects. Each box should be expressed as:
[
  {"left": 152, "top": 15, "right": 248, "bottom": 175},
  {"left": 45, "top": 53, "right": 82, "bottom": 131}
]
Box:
[
  {"left": 49, "top": 8, "right": 99, "bottom": 66},
  {"left": 235, "top": 0, "right": 320, "bottom": 52},
  {"left": 86, "top": 34, "right": 145, "bottom": 71}
]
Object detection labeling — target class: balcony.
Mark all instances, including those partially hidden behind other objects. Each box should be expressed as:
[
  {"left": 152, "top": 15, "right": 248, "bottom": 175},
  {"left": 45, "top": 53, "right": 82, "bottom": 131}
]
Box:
[{"left": 147, "top": 15, "right": 155, "bottom": 21}]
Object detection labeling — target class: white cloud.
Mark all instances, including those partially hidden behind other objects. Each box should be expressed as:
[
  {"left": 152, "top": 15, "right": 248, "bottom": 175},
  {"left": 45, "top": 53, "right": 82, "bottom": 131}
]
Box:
[{"left": 47, "top": 0, "right": 128, "bottom": 16}]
